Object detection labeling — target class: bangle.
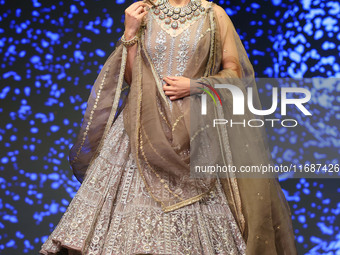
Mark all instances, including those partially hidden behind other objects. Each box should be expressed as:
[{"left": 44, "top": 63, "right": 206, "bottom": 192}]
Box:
[{"left": 121, "top": 33, "right": 138, "bottom": 47}]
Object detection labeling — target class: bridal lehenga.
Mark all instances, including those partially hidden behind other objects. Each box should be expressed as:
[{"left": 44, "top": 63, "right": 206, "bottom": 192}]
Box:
[{"left": 40, "top": 0, "right": 298, "bottom": 254}]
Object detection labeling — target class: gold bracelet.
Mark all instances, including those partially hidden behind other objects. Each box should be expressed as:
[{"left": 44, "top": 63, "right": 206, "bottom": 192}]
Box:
[{"left": 121, "top": 33, "right": 138, "bottom": 47}]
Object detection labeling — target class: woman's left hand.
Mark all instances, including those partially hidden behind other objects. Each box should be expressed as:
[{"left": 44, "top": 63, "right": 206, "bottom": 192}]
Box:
[{"left": 163, "top": 76, "right": 192, "bottom": 101}]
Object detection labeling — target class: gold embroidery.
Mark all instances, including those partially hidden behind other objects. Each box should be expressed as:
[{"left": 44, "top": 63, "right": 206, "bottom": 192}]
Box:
[
  {"left": 70, "top": 69, "right": 109, "bottom": 165},
  {"left": 121, "top": 84, "right": 129, "bottom": 92},
  {"left": 204, "top": 7, "right": 215, "bottom": 77},
  {"left": 171, "top": 114, "right": 184, "bottom": 132},
  {"left": 90, "top": 45, "right": 128, "bottom": 166},
  {"left": 157, "top": 106, "right": 172, "bottom": 129},
  {"left": 139, "top": 126, "right": 185, "bottom": 201},
  {"left": 190, "top": 124, "right": 210, "bottom": 142},
  {"left": 162, "top": 185, "right": 215, "bottom": 212},
  {"left": 141, "top": 126, "right": 167, "bottom": 162},
  {"left": 197, "top": 28, "right": 211, "bottom": 42}
]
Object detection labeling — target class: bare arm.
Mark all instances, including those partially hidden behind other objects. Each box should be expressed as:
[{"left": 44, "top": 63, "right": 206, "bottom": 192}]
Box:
[
  {"left": 122, "top": 1, "right": 150, "bottom": 86},
  {"left": 123, "top": 32, "right": 138, "bottom": 86}
]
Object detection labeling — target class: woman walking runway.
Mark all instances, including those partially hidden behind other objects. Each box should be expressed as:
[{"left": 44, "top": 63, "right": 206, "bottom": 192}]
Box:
[{"left": 40, "top": 0, "right": 297, "bottom": 254}]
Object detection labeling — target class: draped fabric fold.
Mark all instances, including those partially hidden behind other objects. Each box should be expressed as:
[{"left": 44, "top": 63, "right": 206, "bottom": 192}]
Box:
[
  {"left": 69, "top": 1, "right": 297, "bottom": 254},
  {"left": 69, "top": 40, "right": 130, "bottom": 183},
  {"left": 187, "top": 6, "right": 297, "bottom": 254}
]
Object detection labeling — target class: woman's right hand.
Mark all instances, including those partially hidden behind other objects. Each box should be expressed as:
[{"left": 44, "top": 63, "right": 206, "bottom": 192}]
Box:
[{"left": 124, "top": 1, "right": 151, "bottom": 40}]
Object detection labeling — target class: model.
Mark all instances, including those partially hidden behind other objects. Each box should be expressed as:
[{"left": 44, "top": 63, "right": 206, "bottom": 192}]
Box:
[{"left": 40, "top": 0, "right": 297, "bottom": 254}]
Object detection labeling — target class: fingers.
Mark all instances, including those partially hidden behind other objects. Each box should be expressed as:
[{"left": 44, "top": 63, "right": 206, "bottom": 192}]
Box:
[
  {"left": 131, "top": 4, "right": 149, "bottom": 14},
  {"left": 164, "top": 90, "right": 176, "bottom": 97},
  {"left": 163, "top": 76, "right": 180, "bottom": 89},
  {"left": 162, "top": 82, "right": 182, "bottom": 100},
  {"left": 163, "top": 82, "right": 178, "bottom": 100},
  {"left": 136, "top": 9, "right": 149, "bottom": 18},
  {"left": 164, "top": 76, "right": 179, "bottom": 81},
  {"left": 128, "top": 1, "right": 151, "bottom": 12},
  {"left": 163, "top": 77, "right": 171, "bottom": 85},
  {"left": 143, "top": 0, "right": 156, "bottom": 7},
  {"left": 130, "top": 2, "right": 151, "bottom": 19},
  {"left": 163, "top": 83, "right": 172, "bottom": 90},
  {"left": 133, "top": 5, "right": 145, "bottom": 15},
  {"left": 163, "top": 77, "right": 175, "bottom": 85}
]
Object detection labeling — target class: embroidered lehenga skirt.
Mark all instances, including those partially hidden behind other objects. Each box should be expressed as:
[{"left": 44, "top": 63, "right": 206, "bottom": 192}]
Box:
[{"left": 40, "top": 110, "right": 246, "bottom": 255}]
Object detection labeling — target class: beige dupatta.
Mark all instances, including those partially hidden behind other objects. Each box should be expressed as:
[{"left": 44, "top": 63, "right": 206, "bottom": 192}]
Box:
[{"left": 69, "top": 2, "right": 297, "bottom": 254}]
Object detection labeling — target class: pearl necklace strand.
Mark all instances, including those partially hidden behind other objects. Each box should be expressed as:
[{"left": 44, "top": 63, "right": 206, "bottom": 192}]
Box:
[{"left": 152, "top": 0, "right": 206, "bottom": 30}]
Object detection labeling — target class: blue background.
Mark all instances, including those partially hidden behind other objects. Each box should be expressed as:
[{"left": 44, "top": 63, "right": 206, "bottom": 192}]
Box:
[{"left": 0, "top": 0, "right": 339, "bottom": 254}]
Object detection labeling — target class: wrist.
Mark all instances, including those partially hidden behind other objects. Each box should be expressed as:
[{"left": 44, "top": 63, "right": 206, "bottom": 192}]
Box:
[
  {"left": 121, "top": 32, "right": 139, "bottom": 48},
  {"left": 124, "top": 30, "right": 137, "bottom": 40},
  {"left": 190, "top": 78, "right": 205, "bottom": 95}
]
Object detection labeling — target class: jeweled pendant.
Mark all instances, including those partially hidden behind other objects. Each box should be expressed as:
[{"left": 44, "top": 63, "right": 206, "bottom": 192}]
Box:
[
  {"left": 172, "top": 14, "right": 179, "bottom": 20},
  {"left": 174, "top": 7, "right": 180, "bottom": 14},
  {"left": 165, "top": 17, "right": 171, "bottom": 24},
  {"left": 185, "top": 8, "right": 192, "bottom": 15},
  {"left": 179, "top": 17, "right": 186, "bottom": 23},
  {"left": 154, "top": 8, "right": 160, "bottom": 15},
  {"left": 171, "top": 20, "right": 179, "bottom": 29}
]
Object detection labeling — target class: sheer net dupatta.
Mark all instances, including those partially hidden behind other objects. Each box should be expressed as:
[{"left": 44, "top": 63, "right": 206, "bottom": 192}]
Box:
[
  {"left": 190, "top": 4, "right": 298, "bottom": 255},
  {"left": 69, "top": 39, "right": 130, "bottom": 184}
]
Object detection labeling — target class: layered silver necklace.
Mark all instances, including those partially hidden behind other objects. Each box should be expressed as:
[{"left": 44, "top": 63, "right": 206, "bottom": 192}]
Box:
[{"left": 152, "top": 0, "right": 206, "bottom": 30}]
